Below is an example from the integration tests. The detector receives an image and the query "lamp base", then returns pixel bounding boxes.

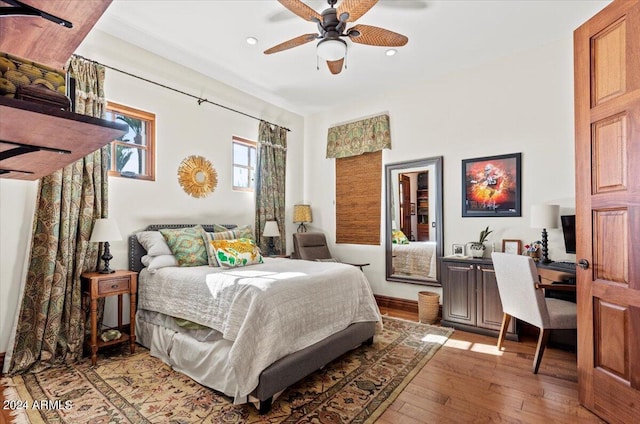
[297,223,307,233]
[540,228,551,264]
[99,242,115,274]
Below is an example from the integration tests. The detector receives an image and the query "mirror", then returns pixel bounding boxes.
[385,156,443,286]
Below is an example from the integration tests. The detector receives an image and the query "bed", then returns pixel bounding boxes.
[128,224,381,414]
[392,241,437,280]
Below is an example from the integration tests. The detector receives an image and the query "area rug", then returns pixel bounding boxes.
[2,317,453,423]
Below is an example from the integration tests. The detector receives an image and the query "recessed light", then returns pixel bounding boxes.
[385,49,397,57]
[246,37,258,45]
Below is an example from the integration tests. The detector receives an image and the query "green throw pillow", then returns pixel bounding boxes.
[159,225,208,267]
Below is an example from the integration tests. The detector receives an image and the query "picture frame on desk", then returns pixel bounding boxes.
[502,239,522,255]
[452,243,465,256]
[461,153,522,217]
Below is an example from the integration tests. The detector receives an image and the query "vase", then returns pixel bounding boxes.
[469,243,485,258]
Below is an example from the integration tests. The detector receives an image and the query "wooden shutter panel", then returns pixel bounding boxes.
[336,150,381,245]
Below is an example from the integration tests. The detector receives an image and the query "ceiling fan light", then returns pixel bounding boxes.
[246,37,258,45]
[317,39,347,61]
[386,49,397,56]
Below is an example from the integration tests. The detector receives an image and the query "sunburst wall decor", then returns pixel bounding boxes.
[177,155,217,198]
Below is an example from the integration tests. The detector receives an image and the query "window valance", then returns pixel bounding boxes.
[326,114,391,159]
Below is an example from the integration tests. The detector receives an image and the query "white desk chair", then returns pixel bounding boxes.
[491,252,577,373]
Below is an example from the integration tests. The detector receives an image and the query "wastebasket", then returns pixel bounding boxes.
[418,291,440,324]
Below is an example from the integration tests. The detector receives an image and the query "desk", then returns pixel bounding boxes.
[537,262,576,303]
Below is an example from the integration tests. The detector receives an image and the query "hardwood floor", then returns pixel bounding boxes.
[378,305,604,423]
[1,306,604,424]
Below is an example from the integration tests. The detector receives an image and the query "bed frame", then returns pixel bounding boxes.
[128,224,376,414]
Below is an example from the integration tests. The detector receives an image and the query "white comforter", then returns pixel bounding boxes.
[138,258,381,400]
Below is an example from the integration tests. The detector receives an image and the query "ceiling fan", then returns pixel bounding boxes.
[264,0,409,75]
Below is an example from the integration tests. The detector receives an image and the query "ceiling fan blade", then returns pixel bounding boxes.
[277,0,322,22]
[349,24,408,47]
[264,33,318,54]
[337,0,378,22]
[326,58,344,75]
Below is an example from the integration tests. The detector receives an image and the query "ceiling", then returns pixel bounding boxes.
[94,0,610,115]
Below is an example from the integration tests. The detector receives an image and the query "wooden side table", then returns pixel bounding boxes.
[81,270,138,366]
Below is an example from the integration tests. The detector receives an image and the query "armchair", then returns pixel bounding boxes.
[292,232,369,271]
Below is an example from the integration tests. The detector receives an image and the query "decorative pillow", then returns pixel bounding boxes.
[203,225,256,266]
[392,230,410,244]
[141,254,179,272]
[159,225,208,267]
[212,224,254,240]
[136,231,173,256]
[209,238,263,268]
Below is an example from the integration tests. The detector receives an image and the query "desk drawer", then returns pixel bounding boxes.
[98,277,130,295]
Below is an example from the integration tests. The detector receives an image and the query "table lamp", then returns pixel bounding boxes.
[530,204,559,264]
[90,218,122,273]
[263,221,280,256]
[293,204,312,232]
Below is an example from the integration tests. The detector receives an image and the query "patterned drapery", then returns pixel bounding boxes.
[255,121,287,256]
[6,56,108,374]
[326,114,391,159]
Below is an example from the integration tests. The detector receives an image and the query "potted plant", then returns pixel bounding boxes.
[469,226,492,258]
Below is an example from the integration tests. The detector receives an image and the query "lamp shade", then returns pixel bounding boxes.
[317,39,347,61]
[90,218,122,242]
[263,221,280,237]
[530,205,559,229]
[293,204,312,223]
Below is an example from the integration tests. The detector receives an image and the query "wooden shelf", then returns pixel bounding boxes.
[0,96,127,180]
[0,0,112,70]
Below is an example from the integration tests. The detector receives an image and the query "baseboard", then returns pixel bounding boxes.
[374,294,419,314]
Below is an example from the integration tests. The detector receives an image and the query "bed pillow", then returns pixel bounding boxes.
[392,230,410,244]
[136,231,173,256]
[209,238,263,268]
[203,225,256,266]
[159,225,208,267]
[212,224,255,240]
[141,254,179,272]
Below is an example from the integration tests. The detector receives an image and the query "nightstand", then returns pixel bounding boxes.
[81,270,138,366]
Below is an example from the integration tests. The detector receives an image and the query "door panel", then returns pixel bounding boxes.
[575,1,640,421]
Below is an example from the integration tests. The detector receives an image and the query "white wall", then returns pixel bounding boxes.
[0,30,304,353]
[303,37,577,301]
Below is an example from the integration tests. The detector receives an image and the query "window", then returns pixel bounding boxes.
[105,102,156,180]
[336,150,382,245]
[232,136,256,191]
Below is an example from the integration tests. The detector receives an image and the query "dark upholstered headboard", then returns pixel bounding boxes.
[128,224,237,272]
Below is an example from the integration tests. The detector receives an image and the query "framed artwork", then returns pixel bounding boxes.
[410,203,416,215]
[502,239,522,255]
[452,243,465,256]
[462,153,521,217]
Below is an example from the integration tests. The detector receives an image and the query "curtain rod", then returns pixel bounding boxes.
[72,55,291,132]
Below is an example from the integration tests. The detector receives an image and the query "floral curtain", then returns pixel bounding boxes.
[326,114,391,159]
[255,121,287,255]
[6,56,108,374]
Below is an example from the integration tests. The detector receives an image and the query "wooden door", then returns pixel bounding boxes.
[399,174,412,238]
[574,1,640,422]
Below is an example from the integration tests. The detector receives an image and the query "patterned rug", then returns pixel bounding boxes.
[2,317,453,423]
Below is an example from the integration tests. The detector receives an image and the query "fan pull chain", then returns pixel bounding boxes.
[344,50,348,70]
[316,55,320,71]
